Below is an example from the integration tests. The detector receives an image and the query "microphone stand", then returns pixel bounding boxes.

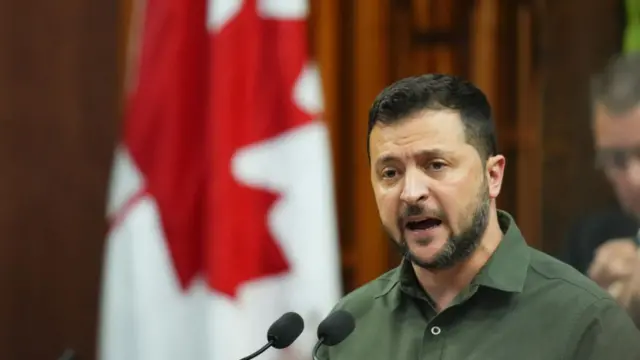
[311,337,325,360]
[239,340,274,360]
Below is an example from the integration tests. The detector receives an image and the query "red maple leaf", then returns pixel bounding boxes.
[204,3,313,297]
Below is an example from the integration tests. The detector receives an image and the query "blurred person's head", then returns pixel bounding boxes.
[367,74,506,271]
[591,53,640,219]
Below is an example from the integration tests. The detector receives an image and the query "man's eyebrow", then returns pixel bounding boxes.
[375,149,451,166]
[375,154,397,166]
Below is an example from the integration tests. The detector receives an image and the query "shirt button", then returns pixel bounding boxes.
[431,326,441,335]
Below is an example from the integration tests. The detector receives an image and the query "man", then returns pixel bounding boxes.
[562,53,640,325]
[317,74,640,360]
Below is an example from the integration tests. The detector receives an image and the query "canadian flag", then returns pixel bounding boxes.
[97,0,342,359]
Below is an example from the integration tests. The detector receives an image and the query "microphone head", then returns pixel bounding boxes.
[317,310,356,346]
[267,312,305,349]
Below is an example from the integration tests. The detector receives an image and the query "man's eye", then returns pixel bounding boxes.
[381,169,397,179]
[611,152,629,169]
[429,161,447,171]
[596,150,633,171]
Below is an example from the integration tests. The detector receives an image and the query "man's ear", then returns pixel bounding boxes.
[486,155,506,199]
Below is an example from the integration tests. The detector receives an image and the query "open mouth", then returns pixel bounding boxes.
[405,218,442,231]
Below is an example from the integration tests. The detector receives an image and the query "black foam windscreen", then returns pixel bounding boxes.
[316,310,355,346]
[267,312,305,349]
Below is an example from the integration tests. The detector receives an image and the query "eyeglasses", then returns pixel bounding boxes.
[595,146,640,171]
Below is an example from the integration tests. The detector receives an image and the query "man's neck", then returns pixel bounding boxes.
[412,211,504,311]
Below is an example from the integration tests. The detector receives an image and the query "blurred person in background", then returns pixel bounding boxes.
[562,52,640,325]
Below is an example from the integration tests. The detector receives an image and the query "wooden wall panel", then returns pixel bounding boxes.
[428,0,456,74]
[309,0,347,288]
[389,1,417,78]
[391,0,468,78]
[0,0,119,358]
[469,0,500,124]
[539,0,623,255]
[347,0,393,287]
[515,0,543,250]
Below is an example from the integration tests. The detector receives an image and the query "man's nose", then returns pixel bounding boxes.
[399,169,429,204]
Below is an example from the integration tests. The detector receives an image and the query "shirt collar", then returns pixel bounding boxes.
[471,210,530,292]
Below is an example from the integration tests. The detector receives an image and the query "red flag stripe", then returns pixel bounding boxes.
[123,0,209,289]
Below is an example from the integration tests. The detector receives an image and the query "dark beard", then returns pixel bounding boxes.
[388,182,491,271]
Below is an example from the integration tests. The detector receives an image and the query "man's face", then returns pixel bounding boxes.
[369,110,505,270]
[593,103,640,218]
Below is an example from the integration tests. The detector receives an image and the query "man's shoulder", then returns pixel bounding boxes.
[527,247,614,303]
[331,267,399,315]
[523,249,640,354]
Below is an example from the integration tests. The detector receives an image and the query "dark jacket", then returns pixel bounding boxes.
[560,206,638,274]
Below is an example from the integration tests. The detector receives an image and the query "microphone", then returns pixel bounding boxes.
[239,311,304,360]
[311,310,356,360]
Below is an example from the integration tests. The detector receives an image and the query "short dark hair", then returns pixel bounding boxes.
[367,74,497,161]
[591,52,640,115]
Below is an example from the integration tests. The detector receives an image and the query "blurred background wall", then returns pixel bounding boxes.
[0,0,119,358]
[0,0,626,358]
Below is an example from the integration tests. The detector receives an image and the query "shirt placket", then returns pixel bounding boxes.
[418,285,479,359]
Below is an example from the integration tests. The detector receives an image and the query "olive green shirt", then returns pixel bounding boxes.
[318,211,640,360]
